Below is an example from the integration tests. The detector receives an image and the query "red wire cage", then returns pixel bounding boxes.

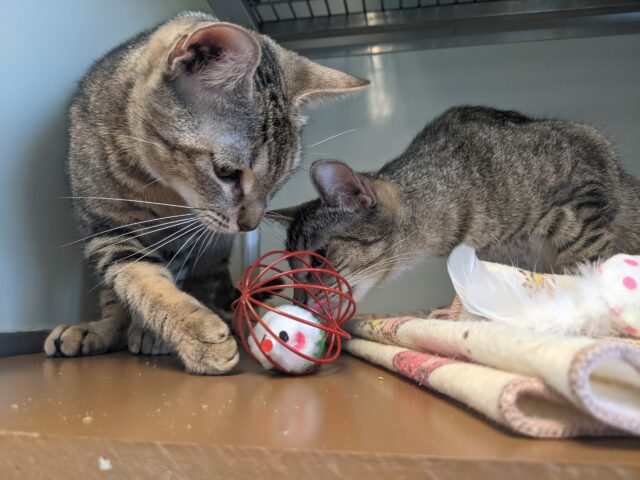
[232,250,356,373]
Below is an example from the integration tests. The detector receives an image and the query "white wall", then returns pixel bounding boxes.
[0,0,213,332]
[263,34,640,314]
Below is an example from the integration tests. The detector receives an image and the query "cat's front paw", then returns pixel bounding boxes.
[44,324,108,357]
[127,322,172,355]
[176,309,239,375]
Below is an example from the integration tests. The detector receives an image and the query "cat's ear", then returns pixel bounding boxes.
[167,23,260,93]
[311,160,376,211]
[285,55,369,109]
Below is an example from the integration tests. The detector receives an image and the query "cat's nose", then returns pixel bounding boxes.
[237,204,264,232]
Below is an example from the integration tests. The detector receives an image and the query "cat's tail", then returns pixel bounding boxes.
[446,244,613,336]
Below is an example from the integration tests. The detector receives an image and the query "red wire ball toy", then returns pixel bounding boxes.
[232,250,356,375]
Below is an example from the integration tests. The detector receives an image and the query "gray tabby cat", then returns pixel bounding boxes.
[43,12,367,374]
[276,106,640,301]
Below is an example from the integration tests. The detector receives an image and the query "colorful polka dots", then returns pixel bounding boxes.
[610,307,622,317]
[624,325,638,336]
[624,258,639,267]
[622,276,637,290]
[261,338,273,353]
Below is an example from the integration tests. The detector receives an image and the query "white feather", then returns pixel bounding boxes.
[447,245,614,336]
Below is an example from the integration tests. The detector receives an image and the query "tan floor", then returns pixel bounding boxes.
[0,352,638,479]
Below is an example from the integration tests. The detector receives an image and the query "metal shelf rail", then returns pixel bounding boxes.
[208,0,640,56]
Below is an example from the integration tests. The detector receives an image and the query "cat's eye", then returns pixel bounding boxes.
[278,331,289,343]
[213,163,241,182]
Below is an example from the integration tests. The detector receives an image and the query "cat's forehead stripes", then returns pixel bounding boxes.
[248,42,298,188]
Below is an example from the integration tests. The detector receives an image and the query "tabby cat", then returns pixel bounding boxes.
[43,12,368,374]
[276,106,640,301]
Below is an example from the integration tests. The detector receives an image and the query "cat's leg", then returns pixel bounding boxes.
[182,267,237,325]
[127,262,236,356]
[549,205,619,272]
[556,229,618,273]
[108,261,238,374]
[94,242,239,374]
[44,289,129,357]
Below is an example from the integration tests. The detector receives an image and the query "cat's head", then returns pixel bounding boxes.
[271,160,407,302]
[130,13,368,233]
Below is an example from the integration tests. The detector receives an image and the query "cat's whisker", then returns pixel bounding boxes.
[89,220,202,293]
[344,238,412,277]
[262,219,287,243]
[351,259,413,281]
[264,211,291,221]
[141,177,163,190]
[60,212,196,247]
[258,227,283,244]
[206,229,221,253]
[119,134,163,149]
[194,229,221,268]
[262,216,284,233]
[307,128,357,148]
[345,262,407,287]
[348,251,418,279]
[104,219,201,266]
[175,222,212,282]
[192,230,216,268]
[61,196,204,211]
[359,252,417,271]
[348,266,399,284]
[166,224,209,271]
[87,217,198,256]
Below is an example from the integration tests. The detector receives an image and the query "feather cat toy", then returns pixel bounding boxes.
[447,244,640,337]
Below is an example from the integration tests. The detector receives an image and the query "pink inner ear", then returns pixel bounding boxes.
[188,24,257,58]
[168,34,190,65]
[167,23,260,87]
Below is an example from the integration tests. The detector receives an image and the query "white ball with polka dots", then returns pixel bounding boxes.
[247,305,326,374]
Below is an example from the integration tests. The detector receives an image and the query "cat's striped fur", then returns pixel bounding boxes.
[44,12,367,374]
[277,106,640,302]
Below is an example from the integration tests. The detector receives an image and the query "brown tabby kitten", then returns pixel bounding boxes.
[276,106,640,302]
[43,12,368,374]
